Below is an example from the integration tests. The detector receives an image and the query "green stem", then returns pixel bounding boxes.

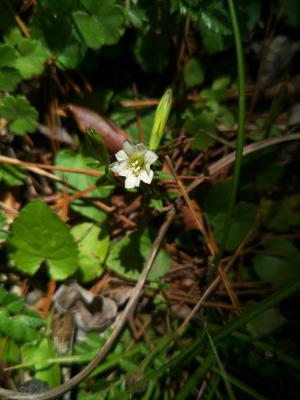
[175,353,215,400]
[206,374,221,400]
[203,359,268,400]
[213,0,246,270]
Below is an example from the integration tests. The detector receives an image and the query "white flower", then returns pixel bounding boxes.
[110,141,158,189]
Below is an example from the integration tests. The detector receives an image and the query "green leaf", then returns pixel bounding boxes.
[86,128,111,165]
[73,0,125,50]
[8,199,79,280]
[253,237,300,285]
[134,30,170,74]
[0,308,43,342]
[77,391,103,400]
[201,181,232,215]
[13,38,50,79]
[208,202,257,251]
[0,165,26,186]
[75,331,108,357]
[71,223,109,282]
[199,5,231,35]
[77,390,101,400]
[261,196,300,233]
[55,35,86,70]
[4,27,23,47]
[246,308,286,338]
[55,149,113,223]
[0,68,22,91]
[183,58,205,88]
[185,112,216,150]
[154,171,174,180]
[5,298,24,314]
[22,338,61,387]
[0,337,19,363]
[200,24,230,54]
[199,76,231,103]
[0,95,38,135]
[0,285,24,313]
[212,76,231,91]
[19,308,44,329]
[31,0,86,70]
[240,151,284,194]
[255,162,284,191]
[127,6,148,28]
[149,198,164,213]
[107,229,171,281]
[0,44,18,68]
[15,310,44,341]
[217,106,235,129]
[0,211,7,240]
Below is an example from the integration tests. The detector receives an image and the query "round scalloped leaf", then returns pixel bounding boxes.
[0,44,18,68]
[71,223,109,282]
[0,68,22,91]
[9,199,79,280]
[0,95,38,135]
[72,0,125,50]
[107,229,171,281]
[13,38,50,79]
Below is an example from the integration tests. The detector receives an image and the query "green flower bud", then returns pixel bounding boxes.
[149,88,172,151]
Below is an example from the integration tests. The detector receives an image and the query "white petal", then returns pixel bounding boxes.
[125,172,140,189]
[123,140,136,155]
[119,168,131,177]
[134,143,147,154]
[139,169,154,184]
[144,150,158,166]
[115,149,128,162]
[110,160,127,173]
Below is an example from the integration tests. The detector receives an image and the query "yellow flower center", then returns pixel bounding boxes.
[129,156,145,176]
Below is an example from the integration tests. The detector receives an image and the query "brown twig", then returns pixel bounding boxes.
[0,155,102,177]
[185,133,300,194]
[165,155,217,257]
[41,280,56,319]
[1,0,30,37]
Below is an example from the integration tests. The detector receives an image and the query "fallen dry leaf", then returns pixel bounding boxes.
[66,104,131,153]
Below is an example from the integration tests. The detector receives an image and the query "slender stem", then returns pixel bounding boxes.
[213,0,246,270]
